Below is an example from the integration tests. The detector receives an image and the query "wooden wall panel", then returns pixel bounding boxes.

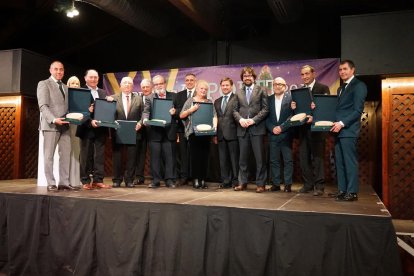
[382,77,414,219]
[0,103,17,180]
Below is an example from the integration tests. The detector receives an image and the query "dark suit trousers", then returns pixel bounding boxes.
[218,138,239,185]
[176,132,189,179]
[79,135,106,183]
[149,138,176,184]
[238,132,267,186]
[335,137,358,193]
[269,138,293,185]
[135,137,148,181]
[188,135,210,180]
[299,127,326,190]
[112,144,136,184]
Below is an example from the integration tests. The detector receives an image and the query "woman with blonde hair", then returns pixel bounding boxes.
[180,80,217,189]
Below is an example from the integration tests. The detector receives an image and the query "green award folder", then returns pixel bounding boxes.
[115,120,137,144]
[94,98,119,129]
[311,95,337,132]
[289,87,312,126]
[191,102,216,136]
[64,87,92,125]
[146,98,172,127]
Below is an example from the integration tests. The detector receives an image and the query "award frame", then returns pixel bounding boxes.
[94,98,119,129]
[311,95,337,132]
[146,98,173,127]
[64,87,92,125]
[191,102,216,136]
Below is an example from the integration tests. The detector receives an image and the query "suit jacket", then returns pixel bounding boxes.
[214,93,238,141]
[141,92,177,141]
[112,92,143,140]
[37,77,69,131]
[233,84,269,136]
[335,77,367,138]
[174,89,189,133]
[311,81,330,96]
[76,87,108,139]
[266,92,293,142]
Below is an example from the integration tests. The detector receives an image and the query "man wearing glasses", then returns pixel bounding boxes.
[233,67,269,193]
[141,75,178,188]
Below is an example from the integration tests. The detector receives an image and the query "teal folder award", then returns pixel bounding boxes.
[311,95,337,132]
[146,98,172,127]
[94,98,119,129]
[289,87,312,126]
[64,87,92,125]
[191,102,216,136]
[115,120,137,144]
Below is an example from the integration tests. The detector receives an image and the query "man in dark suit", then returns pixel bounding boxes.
[109,77,143,187]
[294,65,331,196]
[37,61,75,191]
[133,78,153,185]
[233,67,269,193]
[266,77,294,192]
[141,75,177,188]
[76,69,111,189]
[331,60,367,201]
[174,73,196,185]
[214,77,239,188]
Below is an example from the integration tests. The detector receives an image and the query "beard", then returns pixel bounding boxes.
[155,87,166,94]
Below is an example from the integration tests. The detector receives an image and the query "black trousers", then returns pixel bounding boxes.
[135,137,148,181]
[218,138,239,185]
[149,137,176,184]
[238,132,267,186]
[112,143,137,184]
[176,132,189,179]
[188,134,211,180]
[79,134,106,184]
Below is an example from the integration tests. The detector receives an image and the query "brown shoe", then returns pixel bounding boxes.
[82,184,94,190]
[234,184,247,191]
[93,182,112,189]
[256,186,265,193]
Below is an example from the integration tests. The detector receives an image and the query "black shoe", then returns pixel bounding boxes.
[166,180,176,188]
[337,193,358,202]
[284,185,292,193]
[298,186,313,193]
[334,191,347,200]
[193,179,200,189]
[126,182,134,188]
[267,185,281,192]
[201,180,207,189]
[313,189,324,196]
[47,185,58,192]
[112,182,121,188]
[219,182,232,189]
[329,191,345,198]
[133,178,145,185]
[148,182,160,188]
[58,184,80,191]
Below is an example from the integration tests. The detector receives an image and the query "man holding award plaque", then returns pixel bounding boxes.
[142,75,178,188]
[293,65,330,196]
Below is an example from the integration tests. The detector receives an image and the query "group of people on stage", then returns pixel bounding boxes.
[37,59,367,202]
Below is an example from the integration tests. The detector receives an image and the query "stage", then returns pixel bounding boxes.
[0,179,402,276]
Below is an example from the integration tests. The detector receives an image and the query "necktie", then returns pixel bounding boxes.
[339,83,347,96]
[126,95,131,117]
[221,95,228,113]
[246,87,252,104]
[187,90,192,98]
[57,81,65,99]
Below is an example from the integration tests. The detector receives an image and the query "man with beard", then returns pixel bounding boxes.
[233,67,269,193]
[141,75,178,188]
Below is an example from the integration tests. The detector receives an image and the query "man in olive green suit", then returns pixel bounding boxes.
[331,60,367,201]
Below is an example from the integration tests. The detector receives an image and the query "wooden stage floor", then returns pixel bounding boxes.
[0,178,391,218]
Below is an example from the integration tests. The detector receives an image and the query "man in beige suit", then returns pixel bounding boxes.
[37,61,76,191]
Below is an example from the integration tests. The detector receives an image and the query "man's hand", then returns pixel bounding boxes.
[89,103,94,113]
[136,122,142,131]
[310,101,316,110]
[55,118,69,125]
[246,119,255,126]
[239,118,249,128]
[306,115,313,124]
[169,107,176,115]
[272,126,282,135]
[91,119,99,128]
[291,101,296,110]
[106,96,114,102]
[331,122,343,133]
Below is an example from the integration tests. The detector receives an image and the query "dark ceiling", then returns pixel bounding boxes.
[1,0,413,73]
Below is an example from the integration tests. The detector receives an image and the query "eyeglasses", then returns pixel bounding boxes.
[153,82,165,86]
[243,74,253,78]
[273,83,286,86]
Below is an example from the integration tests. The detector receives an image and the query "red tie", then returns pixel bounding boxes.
[126,95,131,117]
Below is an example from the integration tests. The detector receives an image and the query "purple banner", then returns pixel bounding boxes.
[103,58,340,100]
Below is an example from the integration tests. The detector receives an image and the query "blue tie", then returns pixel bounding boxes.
[246,87,252,104]
[221,95,228,113]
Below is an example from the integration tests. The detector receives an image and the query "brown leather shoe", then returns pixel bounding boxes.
[256,186,265,193]
[93,182,112,189]
[83,184,94,190]
[234,184,247,191]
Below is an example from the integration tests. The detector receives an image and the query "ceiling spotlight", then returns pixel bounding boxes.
[66,1,79,18]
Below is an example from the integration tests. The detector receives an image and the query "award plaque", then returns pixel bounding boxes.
[311,95,337,131]
[146,98,172,127]
[191,102,216,136]
[94,98,119,129]
[64,87,92,125]
[115,120,137,144]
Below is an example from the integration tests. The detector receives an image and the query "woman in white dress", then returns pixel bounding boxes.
[67,76,81,187]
